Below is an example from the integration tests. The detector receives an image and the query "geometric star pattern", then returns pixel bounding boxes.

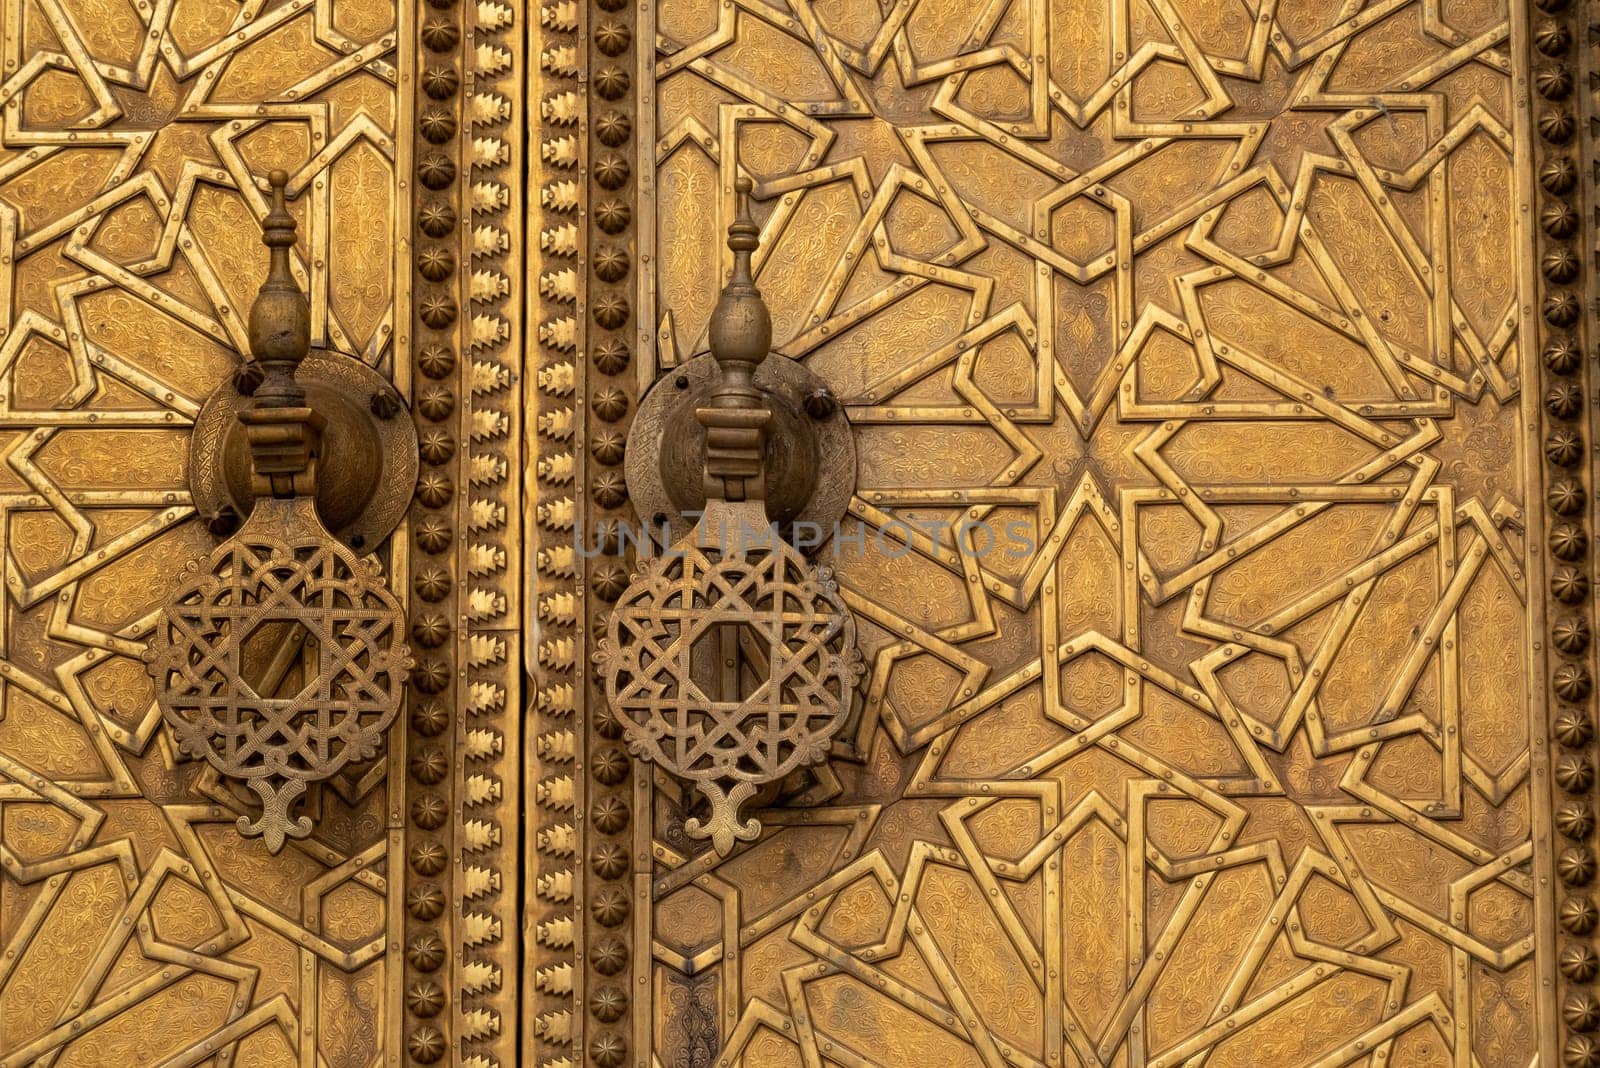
[147,496,409,853]
[0,0,399,1061]
[651,0,1542,1063]
[601,500,861,855]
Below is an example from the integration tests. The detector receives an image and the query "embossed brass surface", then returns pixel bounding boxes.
[553,0,1585,1064]
[3,0,1598,1064]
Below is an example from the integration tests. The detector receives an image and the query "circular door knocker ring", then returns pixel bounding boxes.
[598,501,863,854]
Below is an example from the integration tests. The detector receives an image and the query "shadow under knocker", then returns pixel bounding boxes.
[144,171,415,852]
[595,178,863,856]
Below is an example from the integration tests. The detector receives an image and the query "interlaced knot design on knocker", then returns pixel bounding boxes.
[602,510,859,854]
[144,171,411,853]
[597,178,862,856]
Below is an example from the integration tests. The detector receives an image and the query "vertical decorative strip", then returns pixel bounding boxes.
[387,2,418,1059]
[407,0,468,1063]
[1529,0,1600,1063]
[528,0,586,1061]
[458,2,525,1066]
[630,0,656,1055]
[585,0,644,1062]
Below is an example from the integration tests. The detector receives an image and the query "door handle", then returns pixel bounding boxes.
[596,180,862,855]
[144,172,414,852]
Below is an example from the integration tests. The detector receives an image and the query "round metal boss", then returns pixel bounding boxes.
[188,350,418,551]
[625,352,855,548]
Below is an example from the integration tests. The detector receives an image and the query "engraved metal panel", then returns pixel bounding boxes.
[0,1,408,1062]
[631,1,1565,1063]
[0,0,1585,1062]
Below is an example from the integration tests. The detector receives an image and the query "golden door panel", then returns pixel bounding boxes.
[0,1,419,1063]
[528,0,1588,1063]
[0,0,1594,1064]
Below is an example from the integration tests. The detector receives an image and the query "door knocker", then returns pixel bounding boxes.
[144,172,414,852]
[596,179,862,855]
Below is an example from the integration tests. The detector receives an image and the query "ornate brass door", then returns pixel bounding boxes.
[0,1,523,1064]
[1,0,1596,1065]
[531,0,1600,1064]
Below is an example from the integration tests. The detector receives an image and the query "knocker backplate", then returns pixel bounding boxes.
[625,352,856,547]
[189,350,418,550]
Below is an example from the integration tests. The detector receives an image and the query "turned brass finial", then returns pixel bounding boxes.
[699,177,773,501]
[707,178,771,390]
[240,170,319,496]
[247,170,310,409]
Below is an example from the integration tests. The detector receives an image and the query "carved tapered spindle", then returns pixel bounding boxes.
[239,170,320,496]
[247,170,310,409]
[698,177,772,501]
